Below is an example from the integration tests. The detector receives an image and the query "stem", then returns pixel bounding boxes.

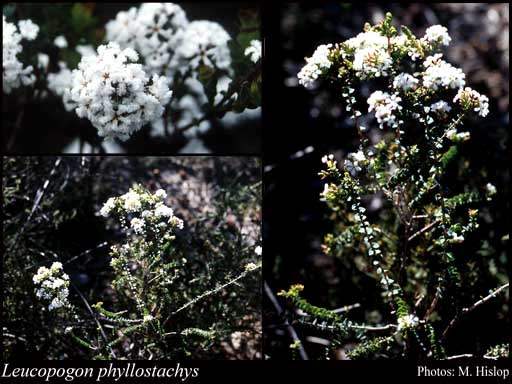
[442,283,509,340]
[264,281,309,360]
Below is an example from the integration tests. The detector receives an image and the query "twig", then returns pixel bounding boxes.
[408,219,440,242]
[170,267,259,317]
[264,281,309,360]
[176,62,261,135]
[442,282,509,339]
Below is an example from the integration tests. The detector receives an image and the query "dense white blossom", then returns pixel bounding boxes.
[18,19,39,40]
[367,91,402,128]
[393,73,419,91]
[105,7,140,49]
[297,44,332,88]
[130,218,144,234]
[430,100,452,114]
[174,20,232,73]
[453,87,489,117]
[122,190,142,212]
[33,262,71,311]
[344,31,388,50]
[100,186,184,233]
[100,197,116,217]
[134,3,189,74]
[422,25,451,47]
[423,54,465,90]
[69,42,172,141]
[245,39,262,63]
[353,46,392,79]
[3,16,39,93]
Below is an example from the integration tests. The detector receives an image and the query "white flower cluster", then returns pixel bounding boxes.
[3,16,39,93]
[47,62,76,111]
[297,44,332,88]
[430,100,452,115]
[453,87,489,117]
[353,46,392,79]
[392,73,419,91]
[367,90,402,128]
[397,314,420,332]
[423,54,466,90]
[174,20,232,73]
[301,17,490,138]
[106,4,232,78]
[421,25,451,48]
[100,186,184,233]
[344,30,388,51]
[245,39,262,63]
[69,42,172,141]
[344,150,366,175]
[33,262,70,311]
[106,3,189,77]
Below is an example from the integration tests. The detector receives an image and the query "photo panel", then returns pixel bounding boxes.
[2,3,261,154]
[3,156,262,359]
[263,3,509,361]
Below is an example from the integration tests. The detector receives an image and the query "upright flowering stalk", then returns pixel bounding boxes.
[279,13,504,360]
[99,185,184,317]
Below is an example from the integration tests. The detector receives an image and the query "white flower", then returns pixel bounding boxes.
[99,197,116,217]
[174,20,231,73]
[76,44,96,58]
[105,7,140,49]
[397,314,419,332]
[321,154,335,164]
[33,263,70,311]
[47,62,76,111]
[344,31,388,51]
[423,54,465,90]
[422,25,451,47]
[18,19,39,40]
[122,190,142,212]
[392,73,419,91]
[297,44,332,89]
[154,202,174,218]
[134,3,189,75]
[3,16,37,93]
[430,100,452,114]
[54,35,68,48]
[130,218,144,234]
[245,262,258,272]
[37,53,49,70]
[255,245,262,256]
[154,189,167,200]
[69,42,173,141]
[245,39,262,63]
[367,91,402,128]
[353,46,392,79]
[485,183,497,195]
[352,150,366,162]
[453,87,489,117]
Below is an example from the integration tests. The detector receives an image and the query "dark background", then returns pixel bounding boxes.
[262,3,509,360]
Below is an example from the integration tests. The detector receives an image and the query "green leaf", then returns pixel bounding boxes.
[71,334,96,350]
